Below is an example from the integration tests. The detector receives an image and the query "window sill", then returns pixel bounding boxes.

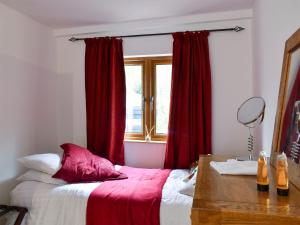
[124,140,166,144]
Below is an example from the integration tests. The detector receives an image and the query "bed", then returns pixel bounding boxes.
[7,166,193,225]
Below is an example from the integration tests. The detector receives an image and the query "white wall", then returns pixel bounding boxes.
[55,10,254,168]
[253,0,300,155]
[0,3,58,203]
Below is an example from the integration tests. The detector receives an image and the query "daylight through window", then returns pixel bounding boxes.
[124,56,172,141]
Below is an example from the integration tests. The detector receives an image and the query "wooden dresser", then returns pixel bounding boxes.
[191,155,300,225]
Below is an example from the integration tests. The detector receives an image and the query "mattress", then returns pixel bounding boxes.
[8,169,193,225]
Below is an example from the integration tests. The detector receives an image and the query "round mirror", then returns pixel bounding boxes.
[237,97,265,128]
[236,97,266,161]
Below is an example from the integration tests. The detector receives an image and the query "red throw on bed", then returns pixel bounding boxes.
[86,166,171,225]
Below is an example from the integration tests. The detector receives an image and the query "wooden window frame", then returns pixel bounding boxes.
[150,57,172,141]
[124,56,172,142]
[124,59,146,141]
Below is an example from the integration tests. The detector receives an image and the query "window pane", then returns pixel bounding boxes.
[125,65,143,134]
[155,64,172,134]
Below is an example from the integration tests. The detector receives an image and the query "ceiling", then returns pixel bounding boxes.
[0,0,255,29]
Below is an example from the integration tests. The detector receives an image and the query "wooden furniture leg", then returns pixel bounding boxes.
[0,205,28,225]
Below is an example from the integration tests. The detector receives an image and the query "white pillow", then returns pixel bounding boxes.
[18,153,61,175]
[179,172,197,197]
[17,170,66,185]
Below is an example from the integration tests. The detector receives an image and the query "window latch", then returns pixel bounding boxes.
[142,96,146,111]
[150,96,154,111]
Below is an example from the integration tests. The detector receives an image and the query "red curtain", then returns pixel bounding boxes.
[164,31,212,169]
[84,38,126,165]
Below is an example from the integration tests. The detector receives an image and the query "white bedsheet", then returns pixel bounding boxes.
[8,169,192,225]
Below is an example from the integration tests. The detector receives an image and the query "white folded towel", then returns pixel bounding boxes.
[210,159,257,175]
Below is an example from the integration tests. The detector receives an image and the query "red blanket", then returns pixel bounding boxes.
[86,166,171,225]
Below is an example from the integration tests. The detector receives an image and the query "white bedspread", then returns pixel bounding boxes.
[8,169,192,225]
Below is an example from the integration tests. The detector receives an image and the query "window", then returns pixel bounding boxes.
[125,56,172,141]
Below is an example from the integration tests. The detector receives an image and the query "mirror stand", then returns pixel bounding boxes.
[237,127,255,161]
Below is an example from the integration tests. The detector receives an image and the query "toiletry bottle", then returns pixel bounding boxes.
[257,151,269,191]
[276,153,289,196]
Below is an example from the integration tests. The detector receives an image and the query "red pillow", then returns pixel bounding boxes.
[53,143,127,183]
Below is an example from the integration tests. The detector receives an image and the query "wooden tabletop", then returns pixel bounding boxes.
[191,155,300,225]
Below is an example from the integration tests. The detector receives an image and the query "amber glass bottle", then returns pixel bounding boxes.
[276,153,289,196]
[257,151,269,191]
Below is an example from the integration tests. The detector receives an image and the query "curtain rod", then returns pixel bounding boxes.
[69,26,244,42]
